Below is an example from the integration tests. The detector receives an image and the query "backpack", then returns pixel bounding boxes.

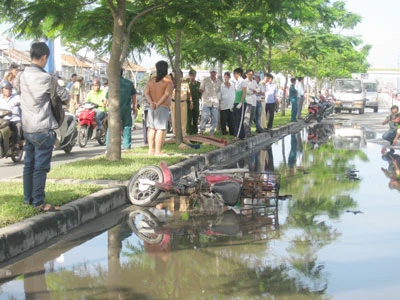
[50,76,65,126]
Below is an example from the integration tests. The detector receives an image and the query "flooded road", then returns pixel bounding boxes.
[1,118,400,299]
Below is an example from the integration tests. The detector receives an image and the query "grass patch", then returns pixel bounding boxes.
[49,143,218,181]
[0,182,101,227]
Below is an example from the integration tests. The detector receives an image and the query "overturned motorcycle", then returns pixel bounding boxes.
[127,162,289,209]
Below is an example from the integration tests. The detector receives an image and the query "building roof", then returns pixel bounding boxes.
[61,54,91,68]
[0,48,31,65]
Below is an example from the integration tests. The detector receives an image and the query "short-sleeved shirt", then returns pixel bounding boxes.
[219,82,235,110]
[200,76,222,107]
[265,82,277,104]
[244,78,258,105]
[172,80,189,101]
[233,77,247,104]
[120,77,136,110]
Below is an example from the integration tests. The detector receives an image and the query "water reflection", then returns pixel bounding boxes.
[4,128,400,299]
[382,151,400,190]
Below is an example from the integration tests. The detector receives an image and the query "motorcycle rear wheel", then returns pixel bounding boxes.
[127,165,164,206]
[11,147,23,163]
[63,144,73,153]
[97,134,106,146]
[304,113,313,123]
[78,125,89,148]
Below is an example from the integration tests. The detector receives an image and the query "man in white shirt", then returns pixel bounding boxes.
[218,71,235,135]
[199,67,222,135]
[296,77,305,119]
[262,73,278,130]
[254,73,265,133]
[244,69,259,137]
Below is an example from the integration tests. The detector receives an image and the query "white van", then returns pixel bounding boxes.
[363,79,379,112]
[333,78,366,114]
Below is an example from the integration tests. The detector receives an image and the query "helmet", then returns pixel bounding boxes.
[92,78,100,86]
[1,81,12,89]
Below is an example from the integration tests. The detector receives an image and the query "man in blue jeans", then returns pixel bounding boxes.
[18,42,70,212]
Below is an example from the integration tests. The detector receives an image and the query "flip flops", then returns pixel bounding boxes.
[35,203,61,212]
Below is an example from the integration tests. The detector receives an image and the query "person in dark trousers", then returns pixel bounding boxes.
[262,73,278,130]
[120,69,137,149]
[289,78,298,122]
[232,67,247,140]
[218,71,235,135]
[187,69,201,135]
[18,42,70,212]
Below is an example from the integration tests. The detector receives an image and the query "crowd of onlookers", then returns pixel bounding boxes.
[140,60,311,155]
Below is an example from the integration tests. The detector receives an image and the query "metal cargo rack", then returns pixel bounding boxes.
[240,172,281,207]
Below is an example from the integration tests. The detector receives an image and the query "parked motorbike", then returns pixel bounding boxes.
[0,108,23,162]
[304,96,335,123]
[54,111,78,153]
[76,102,107,147]
[127,162,282,208]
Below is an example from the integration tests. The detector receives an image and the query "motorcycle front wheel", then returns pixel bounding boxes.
[97,133,106,146]
[127,166,164,206]
[127,209,164,244]
[78,125,89,148]
[304,113,313,123]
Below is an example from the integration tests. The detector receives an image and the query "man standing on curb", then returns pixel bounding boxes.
[187,69,201,135]
[262,73,278,130]
[19,42,70,212]
[199,67,222,135]
[119,69,137,150]
[296,77,305,120]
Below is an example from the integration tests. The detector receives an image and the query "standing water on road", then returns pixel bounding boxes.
[1,122,400,300]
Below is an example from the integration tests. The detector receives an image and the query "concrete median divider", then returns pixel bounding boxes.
[0,120,306,264]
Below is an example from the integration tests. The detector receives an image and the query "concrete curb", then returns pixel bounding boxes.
[0,186,127,263]
[0,121,306,264]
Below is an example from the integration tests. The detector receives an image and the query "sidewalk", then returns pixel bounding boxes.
[0,120,306,264]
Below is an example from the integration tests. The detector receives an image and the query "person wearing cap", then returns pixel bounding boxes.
[85,78,107,133]
[0,81,21,151]
[69,75,84,115]
[199,67,222,135]
[187,69,201,135]
[101,78,109,94]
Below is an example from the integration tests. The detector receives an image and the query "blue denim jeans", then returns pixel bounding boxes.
[95,110,105,129]
[200,106,218,135]
[23,130,56,206]
[383,130,397,145]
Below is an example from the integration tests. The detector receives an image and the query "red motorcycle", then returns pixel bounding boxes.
[76,102,107,147]
[127,162,282,207]
[304,96,335,123]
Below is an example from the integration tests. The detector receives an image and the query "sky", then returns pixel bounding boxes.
[1,0,399,70]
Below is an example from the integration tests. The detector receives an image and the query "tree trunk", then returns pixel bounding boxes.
[174,29,183,145]
[106,1,125,161]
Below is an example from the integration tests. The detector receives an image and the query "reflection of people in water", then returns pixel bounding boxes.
[24,266,51,300]
[381,151,400,190]
[288,134,297,175]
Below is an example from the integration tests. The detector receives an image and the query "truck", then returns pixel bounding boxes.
[363,78,379,112]
[333,78,366,114]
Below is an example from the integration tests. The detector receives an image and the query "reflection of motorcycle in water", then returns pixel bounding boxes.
[307,123,335,148]
[127,205,280,247]
[127,162,284,208]
[304,96,335,123]
[0,108,23,162]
